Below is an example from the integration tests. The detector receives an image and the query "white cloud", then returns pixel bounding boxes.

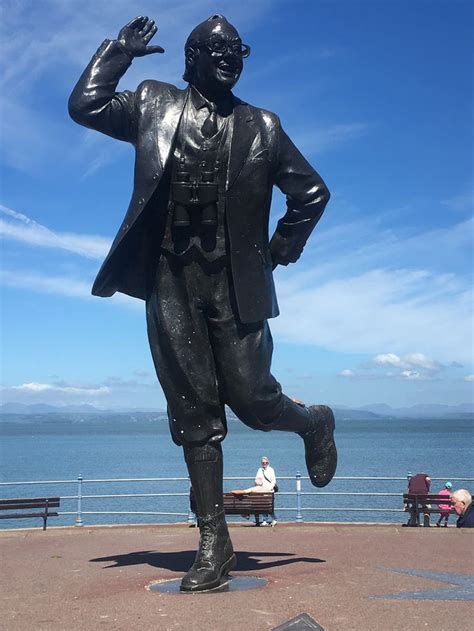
[0,205,111,259]
[7,382,110,395]
[0,268,141,310]
[0,268,93,298]
[372,353,404,368]
[339,353,448,382]
[270,213,473,366]
[400,370,421,380]
[1,381,114,407]
[373,353,442,373]
[464,375,474,382]
[339,369,354,377]
[273,266,472,364]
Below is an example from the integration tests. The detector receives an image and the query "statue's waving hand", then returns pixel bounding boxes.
[118,16,164,57]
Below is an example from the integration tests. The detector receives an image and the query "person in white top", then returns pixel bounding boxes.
[252,456,277,526]
[230,456,278,526]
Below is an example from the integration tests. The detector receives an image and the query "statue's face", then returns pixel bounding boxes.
[191,21,245,92]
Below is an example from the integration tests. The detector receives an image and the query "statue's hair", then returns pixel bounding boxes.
[452,489,472,507]
[183,14,234,82]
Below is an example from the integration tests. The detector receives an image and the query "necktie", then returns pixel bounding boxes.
[201,103,218,138]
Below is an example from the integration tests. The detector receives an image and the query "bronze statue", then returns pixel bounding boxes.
[69,14,336,592]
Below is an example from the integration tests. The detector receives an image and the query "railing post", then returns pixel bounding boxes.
[75,474,83,527]
[296,471,303,522]
[187,477,196,526]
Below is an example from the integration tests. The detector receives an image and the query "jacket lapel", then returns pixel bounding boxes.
[155,88,189,170]
[227,100,258,190]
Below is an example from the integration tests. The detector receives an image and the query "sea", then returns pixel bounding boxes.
[1,412,472,528]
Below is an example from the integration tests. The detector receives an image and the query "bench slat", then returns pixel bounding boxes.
[223,493,274,515]
[0,498,60,511]
[0,512,59,520]
[190,491,274,516]
[403,494,452,502]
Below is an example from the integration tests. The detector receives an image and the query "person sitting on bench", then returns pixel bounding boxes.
[231,456,277,526]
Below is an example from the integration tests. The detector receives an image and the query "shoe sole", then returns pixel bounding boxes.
[308,405,337,488]
[179,554,237,592]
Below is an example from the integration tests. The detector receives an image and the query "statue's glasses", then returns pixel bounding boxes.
[198,34,251,58]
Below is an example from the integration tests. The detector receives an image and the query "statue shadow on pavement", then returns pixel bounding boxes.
[90,550,326,573]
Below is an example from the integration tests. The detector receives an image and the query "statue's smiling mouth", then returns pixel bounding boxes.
[217,61,239,77]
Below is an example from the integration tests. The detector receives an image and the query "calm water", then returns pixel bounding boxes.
[1,413,472,528]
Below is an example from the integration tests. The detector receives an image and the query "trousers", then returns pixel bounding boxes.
[146,250,305,446]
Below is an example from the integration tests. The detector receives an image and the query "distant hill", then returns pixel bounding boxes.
[1,401,472,420]
[358,402,474,418]
[0,402,163,415]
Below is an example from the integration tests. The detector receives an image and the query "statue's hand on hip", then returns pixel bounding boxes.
[117,16,164,57]
[270,232,302,267]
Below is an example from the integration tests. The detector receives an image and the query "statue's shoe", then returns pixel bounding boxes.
[180,515,236,592]
[299,405,337,488]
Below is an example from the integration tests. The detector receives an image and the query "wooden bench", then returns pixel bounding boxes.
[190,491,274,521]
[223,492,274,519]
[0,497,60,530]
[403,493,454,527]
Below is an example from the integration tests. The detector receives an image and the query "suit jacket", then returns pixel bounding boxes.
[69,39,330,323]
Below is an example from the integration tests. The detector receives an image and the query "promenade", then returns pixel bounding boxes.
[1,523,472,630]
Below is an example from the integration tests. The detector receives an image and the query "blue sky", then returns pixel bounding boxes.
[1,0,472,410]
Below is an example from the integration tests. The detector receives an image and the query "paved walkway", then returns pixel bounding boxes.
[1,523,472,630]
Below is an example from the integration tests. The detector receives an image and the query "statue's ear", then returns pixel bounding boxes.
[183,44,201,82]
[186,46,199,67]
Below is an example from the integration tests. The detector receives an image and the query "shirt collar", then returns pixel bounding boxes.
[190,86,212,111]
[189,85,234,114]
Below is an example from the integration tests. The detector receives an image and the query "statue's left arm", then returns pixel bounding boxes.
[270,122,330,267]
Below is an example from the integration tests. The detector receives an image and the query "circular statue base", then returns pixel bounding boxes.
[147,575,268,594]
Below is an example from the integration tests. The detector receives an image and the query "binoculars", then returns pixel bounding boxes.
[171,166,218,228]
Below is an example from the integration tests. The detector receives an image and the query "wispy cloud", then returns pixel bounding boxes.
[339,352,457,381]
[371,353,443,373]
[299,212,473,281]
[0,205,111,259]
[0,268,94,299]
[441,192,474,213]
[6,382,110,395]
[1,206,472,363]
[294,122,371,155]
[464,375,474,382]
[0,268,140,309]
[273,265,472,364]
[1,381,112,406]
[339,369,355,377]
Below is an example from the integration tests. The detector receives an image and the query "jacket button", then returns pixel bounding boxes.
[138,198,144,205]
[152,174,159,181]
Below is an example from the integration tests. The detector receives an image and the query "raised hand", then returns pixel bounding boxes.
[117,16,164,57]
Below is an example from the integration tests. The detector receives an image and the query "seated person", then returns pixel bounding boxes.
[436,481,452,527]
[231,456,277,526]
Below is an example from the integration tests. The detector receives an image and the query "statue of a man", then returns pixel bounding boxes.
[69,14,336,592]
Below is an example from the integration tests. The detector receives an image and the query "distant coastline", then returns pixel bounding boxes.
[1,402,473,422]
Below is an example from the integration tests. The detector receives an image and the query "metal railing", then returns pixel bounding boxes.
[0,473,472,527]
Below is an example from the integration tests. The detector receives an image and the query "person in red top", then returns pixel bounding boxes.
[406,473,431,526]
[436,481,452,527]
